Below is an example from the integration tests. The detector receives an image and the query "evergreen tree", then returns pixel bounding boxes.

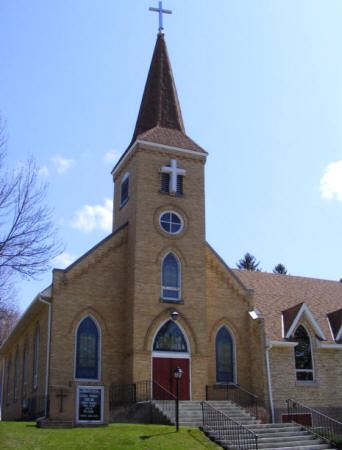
[273,263,287,274]
[237,253,261,271]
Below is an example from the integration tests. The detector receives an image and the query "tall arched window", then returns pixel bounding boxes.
[162,252,181,300]
[6,357,11,404]
[215,326,235,384]
[153,320,188,352]
[120,172,130,206]
[33,328,39,390]
[75,316,100,380]
[22,344,28,399]
[14,349,19,401]
[294,325,314,381]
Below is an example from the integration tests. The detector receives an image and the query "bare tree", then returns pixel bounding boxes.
[0,116,62,344]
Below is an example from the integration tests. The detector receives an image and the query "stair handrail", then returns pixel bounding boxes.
[286,398,342,446]
[201,401,259,450]
[206,383,259,419]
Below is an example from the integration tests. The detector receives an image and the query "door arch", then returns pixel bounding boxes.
[152,320,191,400]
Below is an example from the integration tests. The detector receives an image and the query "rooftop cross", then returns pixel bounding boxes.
[149,1,172,33]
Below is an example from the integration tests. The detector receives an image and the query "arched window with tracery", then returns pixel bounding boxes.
[75,316,100,380]
[162,252,181,301]
[294,325,314,381]
[153,320,188,352]
[215,326,235,384]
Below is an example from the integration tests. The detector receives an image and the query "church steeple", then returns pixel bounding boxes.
[126,33,206,154]
[131,33,185,140]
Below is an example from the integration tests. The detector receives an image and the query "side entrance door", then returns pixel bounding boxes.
[152,357,190,400]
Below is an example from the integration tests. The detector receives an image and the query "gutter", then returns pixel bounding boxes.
[265,339,275,423]
[37,297,52,420]
[0,357,5,421]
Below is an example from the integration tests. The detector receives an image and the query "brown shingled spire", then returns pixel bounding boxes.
[131,33,185,141]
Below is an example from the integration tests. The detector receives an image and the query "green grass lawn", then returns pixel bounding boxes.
[0,422,219,449]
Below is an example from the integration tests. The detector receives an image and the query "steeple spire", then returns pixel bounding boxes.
[131,33,185,142]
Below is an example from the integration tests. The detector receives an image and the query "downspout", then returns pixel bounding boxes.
[0,357,5,421]
[265,338,275,423]
[38,297,52,420]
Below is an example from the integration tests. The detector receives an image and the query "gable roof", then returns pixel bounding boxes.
[232,269,342,343]
[282,302,326,340]
[327,308,342,341]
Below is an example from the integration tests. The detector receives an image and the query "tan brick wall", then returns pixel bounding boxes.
[205,246,268,403]
[270,318,342,421]
[48,227,128,424]
[1,306,49,420]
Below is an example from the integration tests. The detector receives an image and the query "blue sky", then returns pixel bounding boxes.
[1,0,342,312]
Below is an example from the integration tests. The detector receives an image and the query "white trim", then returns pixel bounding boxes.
[152,351,189,359]
[335,325,342,342]
[316,339,342,350]
[159,211,184,235]
[38,297,52,419]
[294,324,315,382]
[265,345,275,423]
[285,303,326,340]
[76,385,104,424]
[151,319,191,400]
[269,340,298,348]
[161,252,181,301]
[74,315,102,382]
[112,140,206,177]
[214,325,237,384]
[0,357,5,420]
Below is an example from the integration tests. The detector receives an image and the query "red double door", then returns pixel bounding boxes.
[153,357,190,400]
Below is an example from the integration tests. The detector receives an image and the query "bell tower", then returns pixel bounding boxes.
[111,32,208,399]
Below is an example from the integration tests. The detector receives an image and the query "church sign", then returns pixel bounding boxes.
[77,386,103,423]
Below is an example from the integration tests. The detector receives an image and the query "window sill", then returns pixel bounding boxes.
[159,191,186,198]
[119,197,129,209]
[159,297,184,305]
[295,380,318,387]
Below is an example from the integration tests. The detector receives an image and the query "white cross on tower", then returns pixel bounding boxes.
[149,1,172,33]
[159,159,186,194]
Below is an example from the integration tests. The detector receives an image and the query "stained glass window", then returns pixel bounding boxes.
[76,317,99,379]
[153,320,187,352]
[216,326,234,383]
[294,325,314,381]
[162,253,180,300]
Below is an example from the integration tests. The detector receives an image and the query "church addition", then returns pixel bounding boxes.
[1,26,342,427]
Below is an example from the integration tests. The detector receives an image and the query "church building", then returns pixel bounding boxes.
[1,27,342,427]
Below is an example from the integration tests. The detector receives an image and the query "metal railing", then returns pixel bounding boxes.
[201,401,259,450]
[109,380,177,426]
[206,383,259,419]
[152,380,177,425]
[286,399,342,447]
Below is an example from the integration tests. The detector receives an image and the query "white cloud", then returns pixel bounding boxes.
[37,165,49,177]
[53,252,75,269]
[320,160,342,202]
[103,149,120,164]
[51,155,74,173]
[71,198,113,233]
